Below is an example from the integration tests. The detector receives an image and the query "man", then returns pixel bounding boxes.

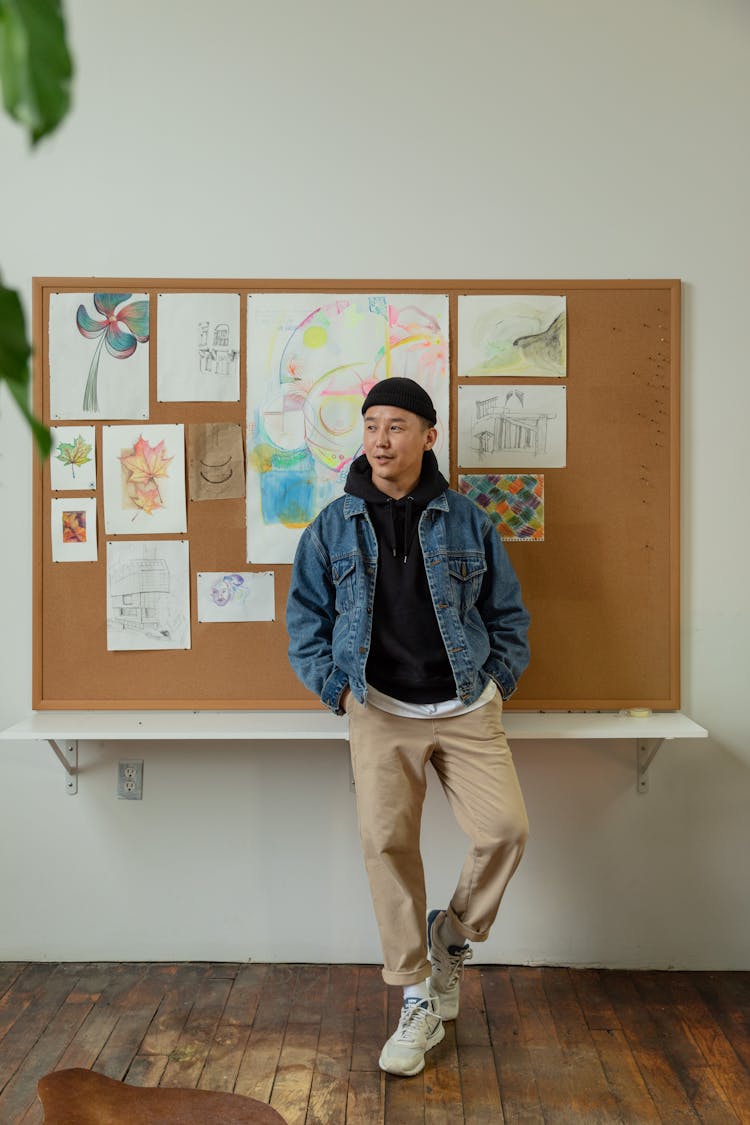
[287,377,530,1077]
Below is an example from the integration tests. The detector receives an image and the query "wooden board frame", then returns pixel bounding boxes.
[32,278,680,711]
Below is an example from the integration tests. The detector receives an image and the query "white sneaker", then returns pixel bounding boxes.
[378,994,444,1076]
[427,908,473,1020]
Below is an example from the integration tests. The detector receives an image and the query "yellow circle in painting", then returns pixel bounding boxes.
[303,325,328,349]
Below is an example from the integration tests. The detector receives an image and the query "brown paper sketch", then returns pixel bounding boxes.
[189,422,245,500]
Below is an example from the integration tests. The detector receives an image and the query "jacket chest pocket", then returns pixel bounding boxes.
[447,554,486,612]
[331,557,357,613]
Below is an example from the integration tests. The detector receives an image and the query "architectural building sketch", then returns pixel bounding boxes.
[50,426,96,491]
[157,292,240,402]
[246,292,449,563]
[188,422,245,501]
[51,496,98,562]
[459,474,544,541]
[49,291,150,420]
[458,295,566,378]
[196,571,275,622]
[106,539,190,651]
[458,385,566,468]
[102,424,186,535]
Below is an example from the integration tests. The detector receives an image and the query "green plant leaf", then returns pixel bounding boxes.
[0,0,73,145]
[0,279,51,457]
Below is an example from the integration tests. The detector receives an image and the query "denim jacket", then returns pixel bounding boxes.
[287,488,530,714]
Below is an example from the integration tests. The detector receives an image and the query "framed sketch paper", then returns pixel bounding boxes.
[106,539,191,651]
[457,384,567,468]
[102,424,187,535]
[157,292,240,402]
[50,426,97,491]
[49,291,150,420]
[458,295,566,378]
[246,291,450,563]
[196,571,275,622]
[51,497,98,562]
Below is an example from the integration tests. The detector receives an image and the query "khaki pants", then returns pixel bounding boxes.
[347,691,529,986]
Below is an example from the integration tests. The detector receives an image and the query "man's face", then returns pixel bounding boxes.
[362,406,437,498]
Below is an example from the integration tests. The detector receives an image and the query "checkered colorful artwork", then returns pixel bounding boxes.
[459,473,544,541]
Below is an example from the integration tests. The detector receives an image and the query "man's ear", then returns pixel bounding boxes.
[424,426,438,450]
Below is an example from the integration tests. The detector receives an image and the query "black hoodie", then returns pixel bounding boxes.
[344,450,457,704]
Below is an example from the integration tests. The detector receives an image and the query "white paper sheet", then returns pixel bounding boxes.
[49,292,150,420]
[102,424,187,535]
[106,539,191,651]
[246,292,450,563]
[157,292,240,402]
[50,426,97,491]
[457,385,567,468]
[196,571,275,622]
[51,497,98,562]
[458,295,566,378]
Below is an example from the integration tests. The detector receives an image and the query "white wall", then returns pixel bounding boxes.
[1,0,748,968]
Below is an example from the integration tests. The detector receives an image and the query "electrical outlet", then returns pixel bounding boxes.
[117,759,143,800]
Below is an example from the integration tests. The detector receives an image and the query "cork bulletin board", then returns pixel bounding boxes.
[32,278,680,711]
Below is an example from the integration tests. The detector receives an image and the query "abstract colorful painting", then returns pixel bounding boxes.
[246,293,449,563]
[50,496,98,561]
[458,295,566,377]
[196,571,275,622]
[106,539,191,651]
[50,426,96,490]
[49,292,150,420]
[157,292,240,402]
[102,424,186,535]
[457,384,566,468]
[459,474,544,541]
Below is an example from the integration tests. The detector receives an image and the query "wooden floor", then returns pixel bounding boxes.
[0,963,749,1124]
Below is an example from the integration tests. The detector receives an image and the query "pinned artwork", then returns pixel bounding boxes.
[106,539,191,651]
[246,292,449,563]
[457,384,567,468]
[459,474,544,541]
[50,426,96,491]
[459,295,566,378]
[157,292,240,402]
[188,422,245,501]
[102,424,187,535]
[51,496,99,561]
[197,571,275,622]
[49,292,150,419]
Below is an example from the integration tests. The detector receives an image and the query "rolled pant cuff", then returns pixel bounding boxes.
[381,963,432,987]
[447,905,488,944]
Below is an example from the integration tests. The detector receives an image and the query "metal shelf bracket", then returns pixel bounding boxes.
[637,738,664,794]
[49,740,78,795]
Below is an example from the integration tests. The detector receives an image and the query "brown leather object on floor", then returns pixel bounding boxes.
[37,1067,288,1124]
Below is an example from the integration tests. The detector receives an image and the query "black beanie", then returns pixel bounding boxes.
[361,377,437,425]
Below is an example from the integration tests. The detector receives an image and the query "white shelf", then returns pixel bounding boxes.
[0,710,708,797]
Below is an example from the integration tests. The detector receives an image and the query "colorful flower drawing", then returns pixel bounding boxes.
[62,510,87,543]
[119,435,173,520]
[76,292,150,413]
[459,474,544,541]
[55,433,92,478]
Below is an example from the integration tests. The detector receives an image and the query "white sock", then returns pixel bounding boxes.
[403,978,431,1003]
[439,915,467,950]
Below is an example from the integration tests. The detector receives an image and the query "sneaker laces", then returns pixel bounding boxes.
[434,944,473,990]
[396,999,442,1044]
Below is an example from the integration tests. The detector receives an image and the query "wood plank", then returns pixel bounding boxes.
[158,972,234,1089]
[542,968,621,1123]
[234,964,299,1103]
[591,1028,661,1125]
[306,965,357,1125]
[349,965,387,1075]
[0,964,84,1092]
[138,962,210,1057]
[268,965,327,1125]
[424,1020,463,1125]
[0,964,26,1001]
[511,967,583,1124]
[481,967,543,1125]
[602,971,700,1124]
[0,964,57,1048]
[454,968,504,1123]
[383,984,425,1124]
[57,963,151,1071]
[569,968,621,1032]
[694,971,750,1071]
[93,964,174,1081]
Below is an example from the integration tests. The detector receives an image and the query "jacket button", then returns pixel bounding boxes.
[359,647,367,653]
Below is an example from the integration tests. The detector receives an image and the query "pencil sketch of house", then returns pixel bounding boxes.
[108,548,172,638]
[472,392,556,458]
[198,321,238,377]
